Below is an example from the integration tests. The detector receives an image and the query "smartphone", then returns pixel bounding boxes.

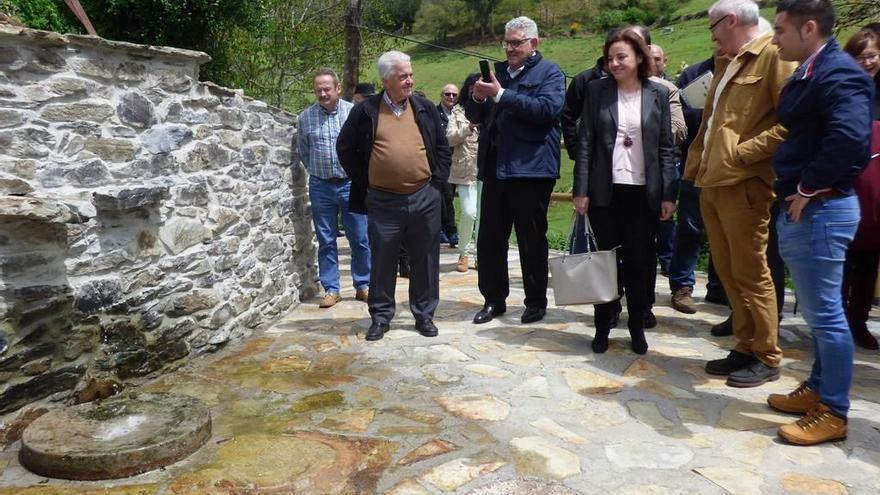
[479,60,491,82]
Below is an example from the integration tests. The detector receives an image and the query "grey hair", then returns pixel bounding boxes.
[708,0,759,26]
[505,16,539,38]
[377,51,411,81]
[757,16,772,33]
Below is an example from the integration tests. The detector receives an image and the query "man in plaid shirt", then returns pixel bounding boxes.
[297,68,370,308]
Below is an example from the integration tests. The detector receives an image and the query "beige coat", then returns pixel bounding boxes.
[445,105,479,185]
[684,33,797,188]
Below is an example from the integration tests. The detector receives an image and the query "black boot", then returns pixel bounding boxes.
[592,328,610,353]
[629,327,648,355]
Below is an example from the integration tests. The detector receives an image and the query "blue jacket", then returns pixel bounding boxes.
[774,38,875,198]
[464,52,565,180]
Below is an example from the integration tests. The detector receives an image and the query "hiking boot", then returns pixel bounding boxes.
[355,288,369,303]
[778,403,847,446]
[319,292,342,308]
[705,350,753,376]
[768,381,820,414]
[671,286,697,314]
[726,359,780,388]
[711,315,733,336]
[456,255,469,273]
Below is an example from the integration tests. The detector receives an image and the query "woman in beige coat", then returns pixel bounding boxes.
[446,74,481,272]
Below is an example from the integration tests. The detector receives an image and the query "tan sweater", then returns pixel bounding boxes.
[368,101,431,194]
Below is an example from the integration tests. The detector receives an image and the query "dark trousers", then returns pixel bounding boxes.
[657,219,675,268]
[590,185,658,332]
[842,249,879,332]
[366,184,441,324]
[478,174,555,309]
[768,201,785,316]
[440,182,457,236]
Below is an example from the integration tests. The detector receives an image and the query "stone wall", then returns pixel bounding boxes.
[0,26,317,415]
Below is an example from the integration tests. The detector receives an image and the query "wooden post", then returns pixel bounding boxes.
[63,0,97,35]
[343,0,362,101]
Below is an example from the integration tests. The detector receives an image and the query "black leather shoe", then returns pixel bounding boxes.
[726,359,780,388]
[415,319,438,337]
[473,303,506,324]
[365,322,389,341]
[711,315,733,336]
[705,350,753,376]
[705,289,729,306]
[644,309,657,329]
[521,307,546,324]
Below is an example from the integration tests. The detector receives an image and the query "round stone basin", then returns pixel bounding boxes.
[19,392,211,480]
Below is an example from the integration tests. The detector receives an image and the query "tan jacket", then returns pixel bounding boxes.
[684,33,797,188]
[651,76,687,146]
[445,105,479,184]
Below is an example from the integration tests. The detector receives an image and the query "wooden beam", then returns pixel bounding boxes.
[63,0,97,36]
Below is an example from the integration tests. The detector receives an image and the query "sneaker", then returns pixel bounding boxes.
[705,350,753,376]
[319,292,342,308]
[726,359,780,388]
[671,286,697,314]
[456,255,469,273]
[768,381,820,414]
[778,403,847,446]
[355,288,369,303]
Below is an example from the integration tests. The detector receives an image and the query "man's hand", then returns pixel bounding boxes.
[472,73,501,101]
[573,196,589,215]
[784,193,810,222]
[660,201,677,221]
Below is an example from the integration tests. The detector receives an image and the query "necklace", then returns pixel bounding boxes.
[618,89,640,148]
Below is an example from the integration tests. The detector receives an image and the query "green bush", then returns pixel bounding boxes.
[1,0,81,33]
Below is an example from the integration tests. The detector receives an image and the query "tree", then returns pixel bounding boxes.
[836,0,880,31]
[1,0,81,33]
[465,0,501,39]
[381,0,422,33]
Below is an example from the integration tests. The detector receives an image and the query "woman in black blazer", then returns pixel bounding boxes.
[572,27,677,354]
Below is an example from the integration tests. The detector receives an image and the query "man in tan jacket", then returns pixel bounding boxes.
[684,0,796,387]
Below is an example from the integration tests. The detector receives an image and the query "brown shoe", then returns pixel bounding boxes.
[768,381,820,414]
[670,286,697,314]
[355,288,369,303]
[319,292,342,308]
[778,403,847,446]
[456,255,469,272]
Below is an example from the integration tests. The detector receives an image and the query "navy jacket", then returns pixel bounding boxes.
[464,52,566,180]
[675,57,715,173]
[561,57,608,160]
[774,38,875,198]
[336,92,451,214]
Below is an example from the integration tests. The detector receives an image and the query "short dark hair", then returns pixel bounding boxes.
[354,82,375,96]
[776,0,835,37]
[603,27,655,82]
[313,68,340,85]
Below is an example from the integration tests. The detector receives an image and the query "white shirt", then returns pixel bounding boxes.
[612,88,646,185]
[493,54,533,102]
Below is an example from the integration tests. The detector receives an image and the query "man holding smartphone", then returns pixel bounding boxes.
[465,16,566,325]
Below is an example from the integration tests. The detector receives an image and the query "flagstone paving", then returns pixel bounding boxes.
[1,244,880,494]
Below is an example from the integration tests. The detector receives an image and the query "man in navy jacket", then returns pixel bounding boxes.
[465,16,566,325]
[767,0,874,446]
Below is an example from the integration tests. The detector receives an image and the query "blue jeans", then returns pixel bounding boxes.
[668,181,722,293]
[309,176,370,293]
[777,195,859,417]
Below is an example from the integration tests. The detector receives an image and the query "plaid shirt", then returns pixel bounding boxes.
[297,99,353,179]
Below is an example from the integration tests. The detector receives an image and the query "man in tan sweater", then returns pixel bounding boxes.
[337,51,452,342]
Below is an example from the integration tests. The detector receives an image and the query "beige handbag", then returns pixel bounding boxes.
[549,215,619,306]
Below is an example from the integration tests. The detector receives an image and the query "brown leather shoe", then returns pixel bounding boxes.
[670,286,697,314]
[319,292,342,308]
[778,403,847,446]
[355,288,369,303]
[768,381,820,414]
[456,255,469,273]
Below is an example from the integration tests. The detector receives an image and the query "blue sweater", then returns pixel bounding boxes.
[773,38,875,198]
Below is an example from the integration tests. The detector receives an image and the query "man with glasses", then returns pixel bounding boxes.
[684,0,796,387]
[438,84,460,248]
[465,16,565,325]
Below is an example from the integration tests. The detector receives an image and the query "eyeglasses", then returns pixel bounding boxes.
[857,52,880,63]
[501,38,532,49]
[443,92,458,97]
[709,14,729,32]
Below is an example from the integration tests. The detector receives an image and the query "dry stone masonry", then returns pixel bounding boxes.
[0,26,317,415]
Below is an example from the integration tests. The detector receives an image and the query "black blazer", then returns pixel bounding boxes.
[337,92,451,214]
[573,77,677,212]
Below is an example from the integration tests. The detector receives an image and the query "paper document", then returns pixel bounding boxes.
[680,71,713,109]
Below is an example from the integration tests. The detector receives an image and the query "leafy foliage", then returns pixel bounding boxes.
[1,0,81,33]
[836,0,880,31]
[413,0,467,42]
[381,0,422,33]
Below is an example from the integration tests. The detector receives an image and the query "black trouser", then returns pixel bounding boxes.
[590,185,658,332]
[842,249,879,332]
[440,182,457,237]
[477,173,554,309]
[768,201,785,316]
[366,183,441,324]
